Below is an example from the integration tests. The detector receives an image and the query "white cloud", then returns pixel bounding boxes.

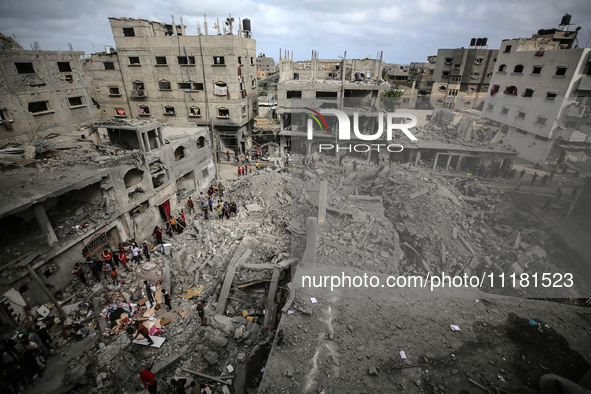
[0,0,589,63]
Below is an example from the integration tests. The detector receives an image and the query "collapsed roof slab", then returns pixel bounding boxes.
[0,164,110,219]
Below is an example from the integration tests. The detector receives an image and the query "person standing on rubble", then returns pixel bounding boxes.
[202,205,209,220]
[218,182,224,197]
[208,196,213,212]
[154,226,163,245]
[142,242,150,261]
[165,219,173,238]
[187,197,195,215]
[84,256,101,282]
[197,300,208,326]
[71,262,87,285]
[131,244,141,265]
[102,260,112,280]
[118,247,132,272]
[518,169,526,181]
[140,363,158,394]
[540,174,549,186]
[531,172,539,185]
[145,280,155,306]
[102,249,113,269]
[110,268,119,286]
[162,289,172,311]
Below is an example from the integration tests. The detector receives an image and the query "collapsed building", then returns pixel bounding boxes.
[0,119,213,323]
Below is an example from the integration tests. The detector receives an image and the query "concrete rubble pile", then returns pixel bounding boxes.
[23,166,295,393]
[290,156,577,297]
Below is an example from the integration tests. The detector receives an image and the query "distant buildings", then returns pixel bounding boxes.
[431,42,498,111]
[85,17,258,153]
[482,26,591,163]
[256,54,276,79]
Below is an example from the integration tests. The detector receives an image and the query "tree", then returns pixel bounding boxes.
[381,89,404,112]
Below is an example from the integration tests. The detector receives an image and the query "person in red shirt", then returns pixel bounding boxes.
[238,167,241,176]
[71,263,87,285]
[119,247,132,272]
[154,226,163,244]
[140,363,157,394]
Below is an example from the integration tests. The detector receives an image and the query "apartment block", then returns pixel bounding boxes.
[431,43,498,111]
[482,28,591,163]
[85,17,258,152]
[0,49,95,145]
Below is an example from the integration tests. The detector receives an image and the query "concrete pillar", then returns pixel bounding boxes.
[432,152,440,170]
[115,219,130,242]
[446,154,452,170]
[33,204,58,246]
[318,181,328,226]
[143,132,151,152]
[136,130,147,152]
[456,155,463,171]
[155,128,163,148]
[26,264,67,319]
[414,151,421,167]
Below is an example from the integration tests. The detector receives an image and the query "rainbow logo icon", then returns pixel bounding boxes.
[304,108,328,131]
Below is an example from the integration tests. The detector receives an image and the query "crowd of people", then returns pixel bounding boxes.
[0,328,52,392]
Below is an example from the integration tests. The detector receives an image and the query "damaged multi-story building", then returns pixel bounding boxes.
[482,16,591,164]
[0,44,96,147]
[0,31,215,328]
[256,54,276,79]
[431,38,498,111]
[276,51,391,159]
[85,16,258,153]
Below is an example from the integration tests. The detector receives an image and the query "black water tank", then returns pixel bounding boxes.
[476,38,483,46]
[482,38,488,46]
[243,18,251,32]
[560,13,571,26]
[354,72,364,81]
[470,38,476,46]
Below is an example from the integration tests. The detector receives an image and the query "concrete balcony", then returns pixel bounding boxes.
[577,76,591,91]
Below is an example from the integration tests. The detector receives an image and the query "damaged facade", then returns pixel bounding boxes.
[482,27,591,164]
[431,42,498,111]
[85,17,258,153]
[0,119,213,325]
[0,48,95,146]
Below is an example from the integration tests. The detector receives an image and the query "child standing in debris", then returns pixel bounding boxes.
[110,268,118,286]
[142,242,150,261]
[217,204,223,220]
[202,206,209,220]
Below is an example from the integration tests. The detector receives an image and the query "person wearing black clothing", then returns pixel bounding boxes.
[171,378,187,394]
[35,325,52,350]
[162,289,172,311]
[145,280,155,306]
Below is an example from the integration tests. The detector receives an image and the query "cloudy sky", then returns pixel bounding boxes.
[1,0,590,64]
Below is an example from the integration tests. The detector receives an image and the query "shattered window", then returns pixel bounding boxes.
[217,107,230,118]
[123,27,135,37]
[57,62,72,72]
[129,57,141,66]
[28,101,50,113]
[104,62,115,70]
[109,87,121,96]
[156,56,167,65]
[115,107,126,117]
[139,105,150,115]
[159,80,171,90]
[164,105,176,115]
[68,96,83,107]
[15,62,35,74]
[213,56,225,65]
[189,106,201,117]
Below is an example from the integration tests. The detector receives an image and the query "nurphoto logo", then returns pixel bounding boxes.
[304,108,419,154]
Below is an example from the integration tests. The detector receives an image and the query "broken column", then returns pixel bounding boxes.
[33,203,58,246]
[317,181,328,226]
